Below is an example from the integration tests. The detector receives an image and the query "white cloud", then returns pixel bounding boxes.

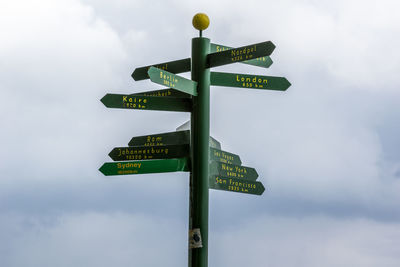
[0,212,187,267]
[2,212,400,267]
[211,215,400,267]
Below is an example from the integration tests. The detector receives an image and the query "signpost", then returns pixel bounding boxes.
[209,147,241,165]
[132,58,191,81]
[99,12,291,267]
[209,161,259,180]
[207,41,275,68]
[101,94,192,112]
[128,130,221,149]
[108,144,190,161]
[130,88,190,98]
[211,71,291,91]
[148,67,198,96]
[99,158,189,176]
[210,43,273,68]
[209,175,265,195]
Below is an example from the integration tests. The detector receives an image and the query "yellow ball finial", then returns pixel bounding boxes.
[192,13,210,31]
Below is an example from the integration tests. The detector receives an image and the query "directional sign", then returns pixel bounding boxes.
[207,41,275,68]
[208,136,221,150]
[209,161,258,181]
[130,88,190,98]
[100,94,192,112]
[99,158,189,176]
[129,130,190,147]
[210,43,273,68]
[128,130,221,150]
[209,147,241,165]
[210,72,291,91]
[148,67,198,96]
[109,144,190,161]
[209,175,265,195]
[132,58,191,81]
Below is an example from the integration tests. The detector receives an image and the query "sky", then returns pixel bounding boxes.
[1,0,400,266]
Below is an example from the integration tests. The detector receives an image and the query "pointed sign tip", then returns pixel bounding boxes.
[98,164,107,175]
[100,94,108,106]
[259,183,266,195]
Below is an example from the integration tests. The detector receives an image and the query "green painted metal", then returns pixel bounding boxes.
[99,158,189,176]
[148,67,198,96]
[208,136,221,150]
[209,147,241,165]
[210,71,291,91]
[100,94,192,112]
[190,37,210,267]
[209,175,265,195]
[209,161,258,181]
[132,58,191,81]
[128,130,220,150]
[130,88,190,98]
[128,130,190,147]
[210,43,273,68]
[109,144,190,161]
[207,41,275,68]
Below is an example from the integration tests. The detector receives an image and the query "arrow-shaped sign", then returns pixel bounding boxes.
[128,130,221,150]
[148,67,197,96]
[100,94,192,112]
[210,72,291,91]
[208,136,221,150]
[132,58,191,81]
[129,130,190,147]
[109,144,190,161]
[209,147,241,165]
[99,158,189,176]
[209,161,258,180]
[209,175,265,195]
[210,43,273,68]
[130,88,190,98]
[207,41,275,68]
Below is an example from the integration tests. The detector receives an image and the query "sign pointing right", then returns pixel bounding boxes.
[210,71,291,91]
[207,41,275,68]
[209,161,258,181]
[210,43,273,68]
[209,175,265,195]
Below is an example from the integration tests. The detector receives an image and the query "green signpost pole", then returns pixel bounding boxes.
[189,13,211,267]
[100,11,290,267]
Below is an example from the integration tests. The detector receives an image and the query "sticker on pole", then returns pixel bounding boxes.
[189,228,203,249]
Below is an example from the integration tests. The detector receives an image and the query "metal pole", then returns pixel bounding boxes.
[189,36,210,267]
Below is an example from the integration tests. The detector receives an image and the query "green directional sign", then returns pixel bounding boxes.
[209,136,221,150]
[130,88,190,98]
[99,158,189,176]
[209,161,258,180]
[207,41,275,68]
[128,130,221,150]
[209,147,241,165]
[209,175,265,195]
[109,144,190,161]
[132,58,191,81]
[148,67,198,96]
[129,130,190,147]
[210,43,273,68]
[210,71,291,91]
[100,94,192,112]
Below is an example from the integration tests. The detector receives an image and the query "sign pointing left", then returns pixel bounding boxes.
[99,158,189,176]
[148,67,198,96]
[100,94,192,112]
[132,58,191,81]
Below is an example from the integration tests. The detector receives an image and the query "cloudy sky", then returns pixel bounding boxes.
[1,0,400,266]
